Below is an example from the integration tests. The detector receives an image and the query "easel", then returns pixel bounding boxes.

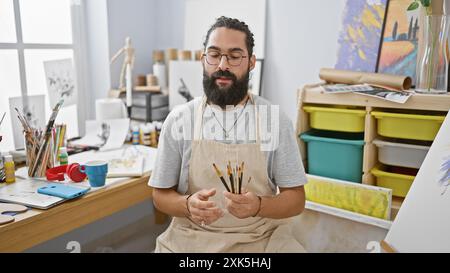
[380,240,398,253]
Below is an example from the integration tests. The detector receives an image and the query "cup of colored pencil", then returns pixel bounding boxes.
[212,161,251,194]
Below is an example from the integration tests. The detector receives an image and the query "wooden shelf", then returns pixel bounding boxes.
[134,85,161,92]
[296,83,450,218]
[300,84,450,111]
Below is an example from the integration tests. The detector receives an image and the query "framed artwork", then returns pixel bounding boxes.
[168,60,203,110]
[377,0,420,84]
[44,58,77,107]
[335,0,389,72]
[8,95,46,150]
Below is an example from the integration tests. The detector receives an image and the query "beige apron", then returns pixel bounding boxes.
[155,94,305,253]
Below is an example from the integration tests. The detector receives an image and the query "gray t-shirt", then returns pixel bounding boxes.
[148,95,307,194]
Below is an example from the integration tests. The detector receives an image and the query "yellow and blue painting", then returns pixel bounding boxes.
[440,155,450,195]
[335,0,388,72]
[378,0,420,83]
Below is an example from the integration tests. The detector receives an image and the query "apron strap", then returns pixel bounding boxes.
[193,96,207,141]
[193,93,261,142]
[250,94,261,143]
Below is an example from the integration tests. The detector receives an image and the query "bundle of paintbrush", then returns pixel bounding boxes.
[212,161,252,194]
[15,99,64,177]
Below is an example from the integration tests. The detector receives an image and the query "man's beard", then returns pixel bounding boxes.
[203,69,250,108]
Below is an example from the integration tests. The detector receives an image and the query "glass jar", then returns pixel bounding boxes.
[415,15,450,94]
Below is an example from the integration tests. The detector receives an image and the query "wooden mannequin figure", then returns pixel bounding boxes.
[110,37,135,90]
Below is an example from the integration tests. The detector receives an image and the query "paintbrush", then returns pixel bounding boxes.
[239,162,244,194]
[227,162,235,193]
[233,166,239,193]
[212,163,231,192]
[29,99,64,177]
[237,165,241,194]
[15,108,28,129]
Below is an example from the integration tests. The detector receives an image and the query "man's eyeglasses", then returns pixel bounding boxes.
[203,51,247,67]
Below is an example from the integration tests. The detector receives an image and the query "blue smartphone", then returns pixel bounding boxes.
[38,183,90,199]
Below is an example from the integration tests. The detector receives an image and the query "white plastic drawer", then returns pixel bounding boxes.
[373,139,430,169]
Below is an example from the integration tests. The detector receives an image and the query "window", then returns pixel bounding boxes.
[0,0,81,152]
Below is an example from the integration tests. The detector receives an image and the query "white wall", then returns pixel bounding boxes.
[107,0,158,89]
[154,0,185,49]
[155,0,347,122]
[263,0,346,121]
[84,0,111,120]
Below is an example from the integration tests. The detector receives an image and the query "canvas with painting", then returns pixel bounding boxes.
[44,58,77,107]
[377,0,420,84]
[383,113,450,252]
[335,0,388,72]
[8,95,46,150]
[168,60,204,110]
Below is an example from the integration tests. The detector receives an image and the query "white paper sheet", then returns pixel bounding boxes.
[44,58,77,107]
[71,118,130,151]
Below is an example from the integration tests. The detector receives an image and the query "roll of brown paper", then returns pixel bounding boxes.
[319,68,412,90]
[194,50,203,61]
[153,50,165,63]
[136,75,146,86]
[167,48,178,61]
[146,74,158,86]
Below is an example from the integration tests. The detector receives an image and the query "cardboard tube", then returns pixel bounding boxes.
[319,68,412,90]
[167,48,178,61]
[146,74,158,86]
[179,50,192,61]
[136,75,146,86]
[153,50,165,63]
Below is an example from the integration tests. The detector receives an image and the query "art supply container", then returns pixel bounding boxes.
[371,164,417,198]
[300,130,365,183]
[303,106,366,132]
[132,126,140,145]
[373,139,430,169]
[4,155,15,184]
[371,111,445,141]
[58,147,69,166]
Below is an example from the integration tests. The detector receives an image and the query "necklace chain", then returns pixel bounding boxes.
[209,97,249,137]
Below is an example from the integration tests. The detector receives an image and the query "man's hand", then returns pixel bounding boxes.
[187,188,224,226]
[223,190,261,219]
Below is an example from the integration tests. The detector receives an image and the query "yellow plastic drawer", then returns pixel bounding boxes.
[303,106,366,132]
[371,111,445,141]
[371,165,416,198]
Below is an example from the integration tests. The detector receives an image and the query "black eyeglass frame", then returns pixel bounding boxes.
[202,52,248,67]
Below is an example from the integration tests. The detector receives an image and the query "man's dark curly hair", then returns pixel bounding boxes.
[203,16,255,57]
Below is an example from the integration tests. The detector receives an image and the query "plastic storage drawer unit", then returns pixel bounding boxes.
[300,130,365,183]
[373,139,430,169]
[371,165,416,197]
[371,111,445,141]
[303,106,366,133]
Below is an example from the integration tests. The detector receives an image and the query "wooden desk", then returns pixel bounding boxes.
[0,172,162,252]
